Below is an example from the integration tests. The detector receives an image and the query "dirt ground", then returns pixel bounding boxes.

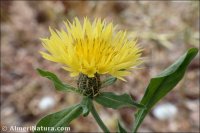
[1,1,199,132]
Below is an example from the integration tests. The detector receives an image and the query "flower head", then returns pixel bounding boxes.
[40,17,142,80]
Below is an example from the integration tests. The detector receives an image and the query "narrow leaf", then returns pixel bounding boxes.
[37,69,81,94]
[81,97,92,117]
[34,104,82,133]
[118,121,128,133]
[94,92,144,109]
[132,48,198,132]
[101,76,117,88]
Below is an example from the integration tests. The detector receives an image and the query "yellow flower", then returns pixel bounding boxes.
[40,17,142,80]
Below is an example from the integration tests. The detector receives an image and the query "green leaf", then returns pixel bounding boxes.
[101,76,117,88]
[118,121,128,133]
[81,97,92,117]
[132,48,198,132]
[34,104,82,133]
[37,68,81,94]
[94,92,144,109]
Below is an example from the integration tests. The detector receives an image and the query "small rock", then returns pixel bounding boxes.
[38,96,55,111]
[185,100,199,111]
[152,103,178,120]
[1,106,15,117]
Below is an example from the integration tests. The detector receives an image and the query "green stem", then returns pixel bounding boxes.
[91,102,110,133]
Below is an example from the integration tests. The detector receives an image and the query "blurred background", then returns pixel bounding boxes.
[1,1,199,132]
